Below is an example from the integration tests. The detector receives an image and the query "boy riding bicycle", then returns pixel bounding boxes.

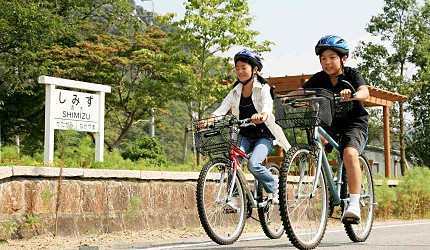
[301,35,370,223]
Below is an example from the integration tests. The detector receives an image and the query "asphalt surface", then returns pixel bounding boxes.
[105,220,430,250]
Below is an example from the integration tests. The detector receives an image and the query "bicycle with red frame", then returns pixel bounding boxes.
[193,114,283,245]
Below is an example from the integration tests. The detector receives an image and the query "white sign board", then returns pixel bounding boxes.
[39,76,111,163]
[53,89,100,132]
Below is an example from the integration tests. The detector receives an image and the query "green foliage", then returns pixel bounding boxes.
[285,129,308,146]
[41,188,54,202]
[24,214,41,225]
[372,167,430,220]
[55,130,82,164]
[124,196,143,218]
[408,2,430,168]
[155,101,192,163]
[374,178,397,220]
[0,146,44,166]
[0,0,152,155]
[0,221,18,240]
[355,0,429,170]
[1,146,19,161]
[395,167,430,219]
[121,135,167,164]
[89,149,137,170]
[173,0,274,119]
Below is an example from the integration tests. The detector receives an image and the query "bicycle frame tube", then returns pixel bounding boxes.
[315,127,343,205]
[304,126,326,199]
[228,143,260,208]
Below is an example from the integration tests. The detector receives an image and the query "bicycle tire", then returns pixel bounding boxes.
[279,145,329,249]
[196,157,247,245]
[341,154,375,242]
[257,162,284,239]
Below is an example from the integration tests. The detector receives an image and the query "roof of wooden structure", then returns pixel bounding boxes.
[265,74,408,178]
[267,74,408,107]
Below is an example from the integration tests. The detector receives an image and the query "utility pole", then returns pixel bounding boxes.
[149,108,155,138]
[136,0,155,138]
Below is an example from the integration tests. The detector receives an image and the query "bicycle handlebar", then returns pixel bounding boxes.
[199,117,254,130]
[334,92,357,101]
[230,117,252,126]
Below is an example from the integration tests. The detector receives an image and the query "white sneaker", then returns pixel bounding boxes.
[342,204,361,224]
[269,188,279,205]
[225,197,239,213]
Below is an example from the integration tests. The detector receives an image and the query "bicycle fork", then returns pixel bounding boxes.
[225,165,270,209]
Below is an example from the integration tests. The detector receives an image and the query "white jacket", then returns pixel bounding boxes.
[212,80,291,152]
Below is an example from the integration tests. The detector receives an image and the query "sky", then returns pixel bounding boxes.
[137,0,386,77]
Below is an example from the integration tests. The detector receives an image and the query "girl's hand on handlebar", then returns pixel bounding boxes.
[251,113,268,124]
[199,116,216,129]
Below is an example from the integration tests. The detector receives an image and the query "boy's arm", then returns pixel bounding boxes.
[353,85,370,101]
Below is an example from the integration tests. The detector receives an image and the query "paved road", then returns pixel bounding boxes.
[117,220,430,250]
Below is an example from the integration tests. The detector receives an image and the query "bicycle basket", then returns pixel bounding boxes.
[192,115,239,156]
[274,88,335,129]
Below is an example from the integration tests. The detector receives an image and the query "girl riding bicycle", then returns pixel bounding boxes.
[210,49,291,209]
[301,35,370,223]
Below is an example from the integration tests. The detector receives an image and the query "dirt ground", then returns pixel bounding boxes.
[1,227,210,249]
[1,225,269,250]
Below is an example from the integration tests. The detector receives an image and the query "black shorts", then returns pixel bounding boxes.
[324,126,368,155]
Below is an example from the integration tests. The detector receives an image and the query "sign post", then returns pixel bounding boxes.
[38,76,111,164]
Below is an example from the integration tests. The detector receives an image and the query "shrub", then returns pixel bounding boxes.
[90,149,138,170]
[1,146,19,162]
[121,135,167,164]
[374,179,397,220]
[395,167,430,219]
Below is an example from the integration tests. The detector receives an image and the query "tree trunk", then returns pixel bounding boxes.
[15,135,20,157]
[182,126,188,164]
[399,102,407,175]
[112,112,136,149]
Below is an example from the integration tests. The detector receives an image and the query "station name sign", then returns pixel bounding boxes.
[53,89,99,132]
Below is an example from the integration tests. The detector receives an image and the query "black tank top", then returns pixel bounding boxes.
[239,95,274,139]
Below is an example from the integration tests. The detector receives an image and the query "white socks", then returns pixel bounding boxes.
[349,194,361,207]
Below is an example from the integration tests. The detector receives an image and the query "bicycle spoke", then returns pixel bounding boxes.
[196,158,247,245]
[280,145,328,249]
[343,155,375,242]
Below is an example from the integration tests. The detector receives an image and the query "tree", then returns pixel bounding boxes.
[408,1,430,168]
[41,25,184,150]
[0,1,64,153]
[0,0,140,154]
[171,0,274,165]
[354,0,426,174]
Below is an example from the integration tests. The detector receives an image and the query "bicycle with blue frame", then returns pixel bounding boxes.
[193,115,284,245]
[274,87,375,249]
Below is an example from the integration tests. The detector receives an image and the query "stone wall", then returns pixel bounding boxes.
[0,166,255,239]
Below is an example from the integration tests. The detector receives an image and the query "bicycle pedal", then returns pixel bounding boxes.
[342,216,360,224]
[258,200,269,208]
[223,207,239,214]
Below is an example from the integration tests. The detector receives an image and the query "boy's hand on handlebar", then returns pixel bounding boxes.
[339,89,354,102]
[251,113,268,124]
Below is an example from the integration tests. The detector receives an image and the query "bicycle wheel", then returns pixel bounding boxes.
[196,157,247,245]
[257,162,284,239]
[279,145,329,249]
[341,154,375,242]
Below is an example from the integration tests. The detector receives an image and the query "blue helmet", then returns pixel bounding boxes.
[234,49,263,71]
[315,35,349,57]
